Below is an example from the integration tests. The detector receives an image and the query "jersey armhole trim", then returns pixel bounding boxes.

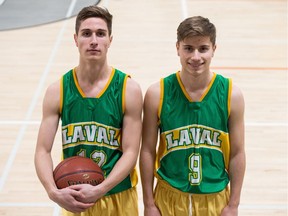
[122,74,130,114]
[60,76,64,115]
[157,78,164,125]
[227,78,232,116]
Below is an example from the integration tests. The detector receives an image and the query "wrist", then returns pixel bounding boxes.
[228,200,240,208]
[143,199,156,208]
[47,187,59,202]
[94,182,107,197]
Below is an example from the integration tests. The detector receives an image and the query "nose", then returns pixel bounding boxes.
[90,33,98,46]
[191,50,201,60]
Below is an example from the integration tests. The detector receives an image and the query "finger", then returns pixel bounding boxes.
[68,184,83,190]
[77,201,95,209]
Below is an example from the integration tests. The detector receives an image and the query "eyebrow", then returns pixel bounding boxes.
[80,28,108,32]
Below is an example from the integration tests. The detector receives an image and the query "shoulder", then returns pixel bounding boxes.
[231,84,244,103]
[113,68,141,93]
[124,77,143,114]
[230,83,245,116]
[145,81,161,99]
[144,81,161,111]
[45,79,61,98]
[125,77,142,98]
[43,79,61,113]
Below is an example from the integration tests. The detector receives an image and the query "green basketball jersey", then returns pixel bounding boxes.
[60,68,138,195]
[156,72,232,194]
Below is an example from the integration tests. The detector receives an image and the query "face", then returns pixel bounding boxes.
[74,17,112,62]
[176,36,216,76]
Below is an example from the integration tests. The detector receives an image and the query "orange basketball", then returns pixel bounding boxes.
[53,156,104,189]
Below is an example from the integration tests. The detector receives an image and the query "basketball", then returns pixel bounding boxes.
[53,156,104,189]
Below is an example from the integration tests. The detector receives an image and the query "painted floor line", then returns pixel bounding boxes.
[0,120,286,126]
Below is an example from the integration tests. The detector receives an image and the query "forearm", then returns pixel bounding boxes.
[228,151,246,207]
[34,150,58,200]
[140,150,156,207]
[98,150,138,195]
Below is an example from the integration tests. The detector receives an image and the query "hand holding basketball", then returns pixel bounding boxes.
[53,156,104,189]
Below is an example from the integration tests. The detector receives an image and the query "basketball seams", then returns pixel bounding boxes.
[53,156,104,188]
[54,156,80,173]
[54,170,104,182]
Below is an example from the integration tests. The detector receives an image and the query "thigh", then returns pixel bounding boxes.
[154,180,190,216]
[154,180,230,216]
[193,187,230,216]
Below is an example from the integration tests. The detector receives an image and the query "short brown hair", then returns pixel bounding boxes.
[177,16,216,45]
[75,5,113,35]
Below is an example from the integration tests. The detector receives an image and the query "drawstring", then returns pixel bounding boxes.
[189,194,193,216]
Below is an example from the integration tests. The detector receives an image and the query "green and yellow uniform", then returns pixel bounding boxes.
[60,68,138,216]
[155,72,232,215]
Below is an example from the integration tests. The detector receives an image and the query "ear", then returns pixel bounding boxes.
[74,34,78,47]
[176,42,180,56]
[212,44,217,57]
[108,35,113,48]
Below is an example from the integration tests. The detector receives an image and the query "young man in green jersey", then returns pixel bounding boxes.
[35,5,143,215]
[140,16,245,216]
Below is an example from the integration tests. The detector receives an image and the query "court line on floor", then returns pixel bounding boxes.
[0,202,61,216]
[0,120,41,125]
[66,0,77,18]
[246,122,288,127]
[211,66,287,71]
[101,0,109,8]
[0,202,56,207]
[180,0,188,19]
[0,1,76,191]
[53,205,61,216]
[0,120,287,126]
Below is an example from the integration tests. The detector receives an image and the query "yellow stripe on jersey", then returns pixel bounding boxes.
[227,78,232,116]
[60,76,64,114]
[62,121,121,150]
[157,124,230,169]
[200,72,216,101]
[72,68,116,98]
[158,78,164,125]
[72,68,85,97]
[97,68,115,98]
[122,74,130,114]
[176,72,217,102]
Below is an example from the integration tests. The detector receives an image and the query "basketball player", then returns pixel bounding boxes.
[34,5,142,215]
[140,16,246,216]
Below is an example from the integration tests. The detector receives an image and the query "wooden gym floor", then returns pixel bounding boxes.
[0,0,287,215]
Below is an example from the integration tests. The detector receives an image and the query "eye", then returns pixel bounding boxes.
[199,46,210,53]
[82,30,91,37]
[184,46,193,52]
[97,30,107,37]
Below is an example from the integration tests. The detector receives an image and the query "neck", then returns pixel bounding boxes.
[76,60,111,84]
[179,70,214,92]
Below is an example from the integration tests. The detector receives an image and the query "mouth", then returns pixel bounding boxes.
[189,62,204,68]
[87,49,100,55]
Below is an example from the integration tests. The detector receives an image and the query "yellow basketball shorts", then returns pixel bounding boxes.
[63,187,138,216]
[154,180,230,216]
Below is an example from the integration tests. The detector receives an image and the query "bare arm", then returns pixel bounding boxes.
[34,81,93,213]
[35,81,61,196]
[222,84,246,216]
[98,77,143,192]
[139,82,161,216]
